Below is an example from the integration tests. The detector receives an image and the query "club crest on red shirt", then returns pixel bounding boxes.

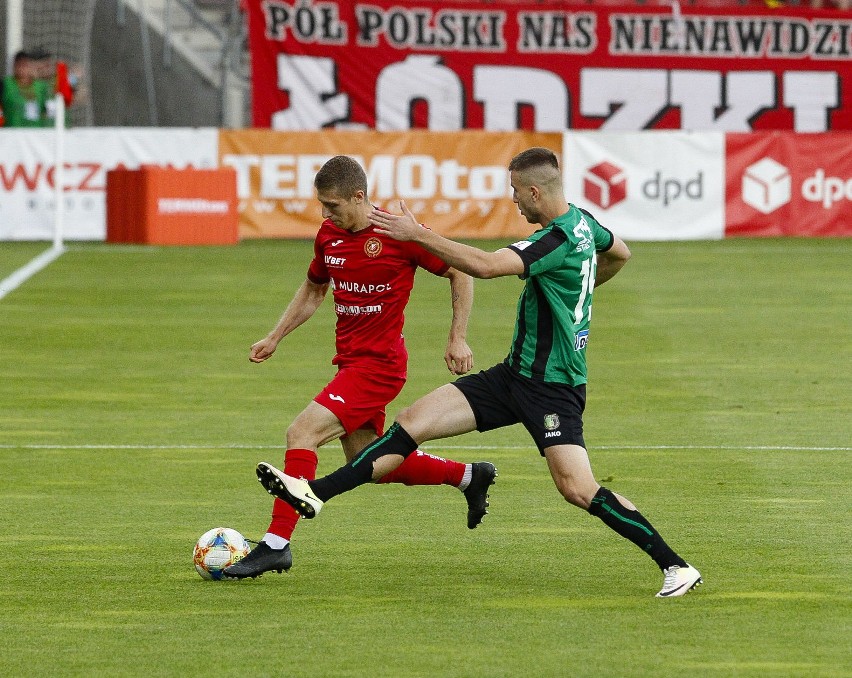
[364,237,383,258]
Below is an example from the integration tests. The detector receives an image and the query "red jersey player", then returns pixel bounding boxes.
[225,155,497,579]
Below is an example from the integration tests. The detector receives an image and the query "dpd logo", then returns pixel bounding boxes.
[583,161,705,210]
[583,161,627,210]
[742,158,791,214]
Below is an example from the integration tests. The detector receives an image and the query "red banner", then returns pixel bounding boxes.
[248,1,852,132]
[725,131,852,236]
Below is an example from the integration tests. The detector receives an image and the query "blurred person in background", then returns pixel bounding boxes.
[28,47,76,127]
[0,50,50,127]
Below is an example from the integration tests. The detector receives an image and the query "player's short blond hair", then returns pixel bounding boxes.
[314,156,368,199]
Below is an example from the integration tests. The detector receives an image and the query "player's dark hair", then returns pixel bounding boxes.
[314,155,368,198]
[28,46,51,61]
[508,147,559,173]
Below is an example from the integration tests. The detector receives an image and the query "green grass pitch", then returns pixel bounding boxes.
[1,238,849,676]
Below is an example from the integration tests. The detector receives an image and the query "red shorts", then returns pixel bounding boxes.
[314,365,406,436]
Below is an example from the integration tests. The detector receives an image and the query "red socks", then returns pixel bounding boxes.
[266,448,318,540]
[377,449,466,487]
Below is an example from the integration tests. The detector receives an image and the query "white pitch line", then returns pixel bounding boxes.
[0,444,849,452]
[0,245,65,300]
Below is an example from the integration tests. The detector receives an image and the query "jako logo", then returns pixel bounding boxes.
[583,161,627,209]
[742,158,791,214]
[802,169,852,209]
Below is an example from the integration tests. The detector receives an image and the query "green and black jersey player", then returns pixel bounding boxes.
[446,204,616,455]
[254,147,703,598]
[506,204,613,386]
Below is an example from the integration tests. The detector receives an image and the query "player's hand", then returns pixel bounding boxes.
[445,338,473,375]
[249,337,278,363]
[370,201,422,241]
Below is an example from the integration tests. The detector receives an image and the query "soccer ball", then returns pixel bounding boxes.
[193,527,250,580]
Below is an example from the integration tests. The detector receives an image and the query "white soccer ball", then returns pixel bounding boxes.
[193,527,250,580]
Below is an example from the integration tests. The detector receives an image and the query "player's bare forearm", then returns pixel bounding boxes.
[269,279,327,340]
[445,267,473,340]
[371,201,522,279]
[251,279,328,362]
[417,229,500,279]
[594,236,631,287]
[444,267,474,374]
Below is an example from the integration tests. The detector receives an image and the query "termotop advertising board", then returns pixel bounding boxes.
[218,129,559,239]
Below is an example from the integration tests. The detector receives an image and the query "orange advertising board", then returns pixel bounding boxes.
[106,166,238,245]
[218,130,561,239]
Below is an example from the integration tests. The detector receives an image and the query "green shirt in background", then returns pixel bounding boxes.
[0,76,51,127]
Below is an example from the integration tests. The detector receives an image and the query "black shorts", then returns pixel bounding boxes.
[452,361,586,455]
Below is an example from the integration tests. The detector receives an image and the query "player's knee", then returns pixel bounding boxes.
[561,488,589,509]
[285,420,319,449]
[394,397,438,441]
[394,408,418,436]
[556,480,595,510]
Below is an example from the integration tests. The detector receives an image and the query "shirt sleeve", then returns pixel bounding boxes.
[411,227,450,276]
[507,228,567,279]
[577,207,615,252]
[307,234,330,284]
[594,224,615,252]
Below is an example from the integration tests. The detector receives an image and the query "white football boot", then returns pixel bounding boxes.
[256,462,323,518]
[656,564,703,598]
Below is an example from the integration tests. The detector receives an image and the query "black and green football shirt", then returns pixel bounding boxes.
[505,205,615,386]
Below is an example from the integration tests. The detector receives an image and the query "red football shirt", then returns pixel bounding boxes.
[307,219,450,375]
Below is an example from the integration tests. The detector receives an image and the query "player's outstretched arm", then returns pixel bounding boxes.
[250,279,329,363]
[442,267,474,375]
[594,236,631,288]
[371,201,524,279]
